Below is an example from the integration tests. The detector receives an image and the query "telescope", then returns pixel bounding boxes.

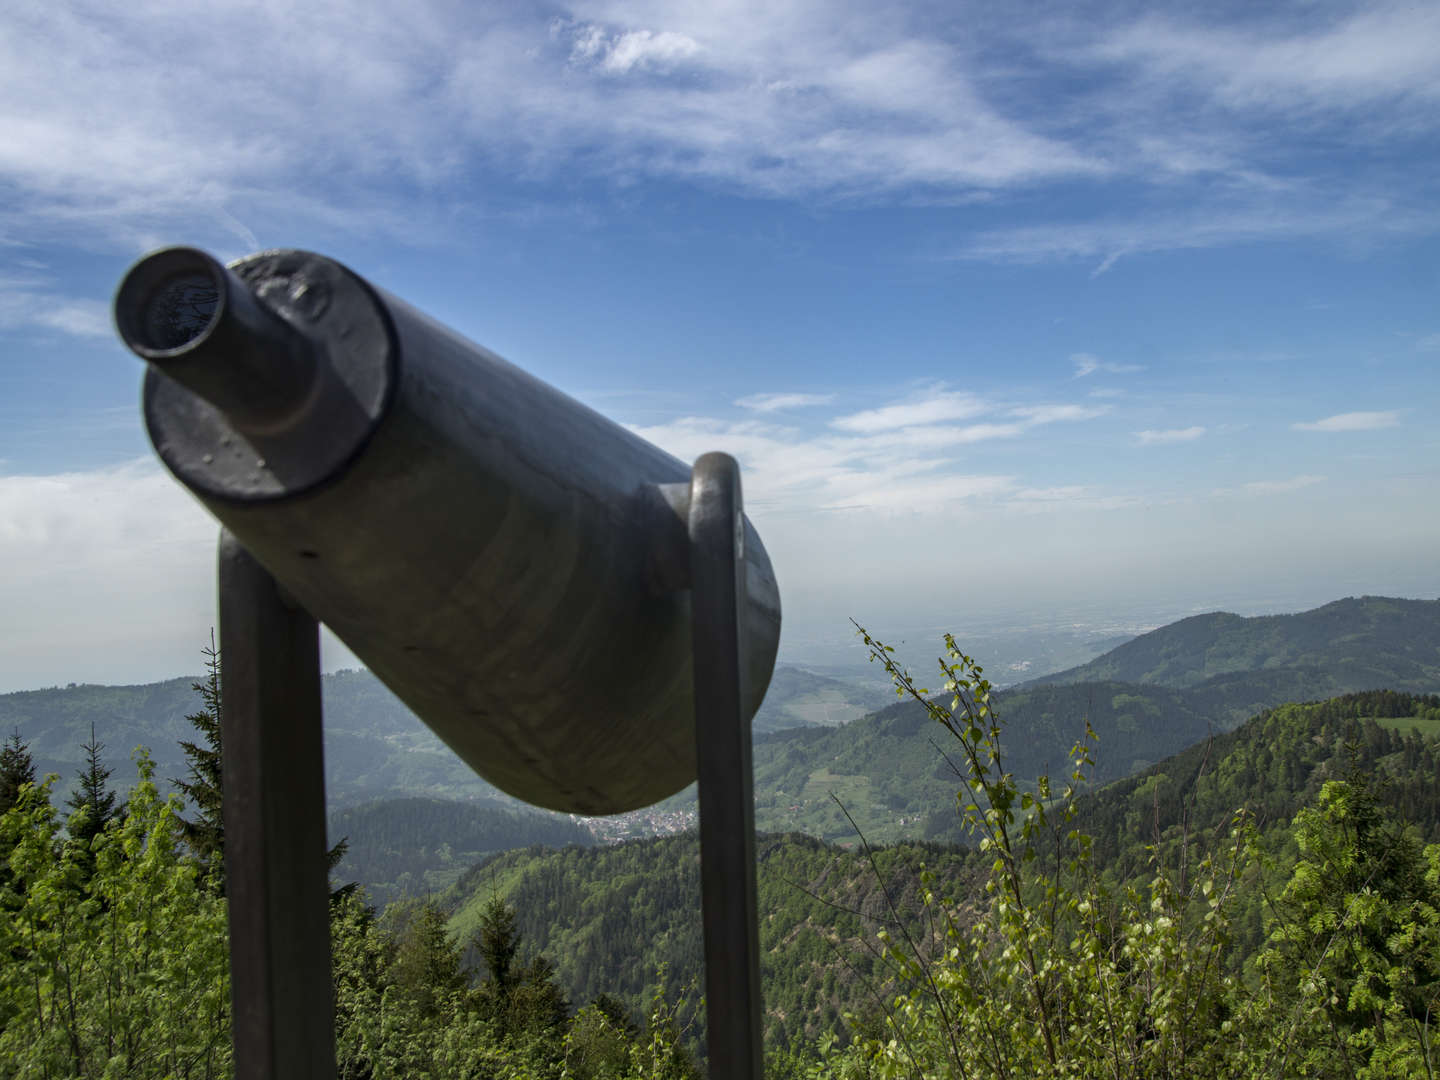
[115,247,781,1079]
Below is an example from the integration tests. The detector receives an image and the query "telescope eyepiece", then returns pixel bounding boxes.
[123,260,221,353]
[115,247,319,434]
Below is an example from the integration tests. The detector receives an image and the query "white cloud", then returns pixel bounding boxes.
[629,414,1018,514]
[1009,403,1109,424]
[1136,426,1205,445]
[867,423,1025,448]
[1231,475,1326,497]
[628,383,1112,516]
[1211,475,1326,498]
[735,392,836,413]
[4,2,1433,257]
[0,456,368,691]
[0,459,217,689]
[1072,353,1144,377]
[1415,333,1440,352]
[0,274,111,338]
[1092,8,1440,115]
[564,23,700,75]
[832,390,986,433]
[1006,486,1144,513]
[957,198,1439,273]
[0,1,1100,253]
[1292,411,1400,432]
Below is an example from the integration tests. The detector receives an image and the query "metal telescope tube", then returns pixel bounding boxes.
[115,247,781,814]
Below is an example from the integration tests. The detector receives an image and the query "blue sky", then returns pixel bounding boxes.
[2,0,1438,690]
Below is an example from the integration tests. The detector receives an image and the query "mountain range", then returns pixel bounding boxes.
[749,596,1440,843]
[6,594,1439,885]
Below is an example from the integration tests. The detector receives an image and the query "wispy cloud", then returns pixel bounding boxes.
[629,383,1114,515]
[1005,485,1144,513]
[0,458,218,688]
[0,277,110,338]
[1415,333,1440,352]
[1214,475,1326,497]
[3,3,1436,256]
[832,389,986,433]
[562,22,701,76]
[956,198,1438,274]
[1091,7,1440,115]
[1293,411,1400,432]
[1072,353,1143,378]
[735,392,836,413]
[1009,403,1109,424]
[1136,426,1205,445]
[864,423,1025,450]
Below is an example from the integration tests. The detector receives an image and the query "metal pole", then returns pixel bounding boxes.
[688,453,764,1080]
[219,531,336,1080]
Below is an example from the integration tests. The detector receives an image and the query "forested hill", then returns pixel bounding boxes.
[750,662,1440,844]
[0,669,504,808]
[438,691,1440,1055]
[329,797,593,908]
[1074,690,1440,866]
[751,680,1221,843]
[0,662,883,809]
[441,831,981,1051]
[1029,595,1440,690]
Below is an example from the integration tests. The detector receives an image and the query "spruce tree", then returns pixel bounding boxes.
[66,722,119,843]
[0,728,35,815]
[65,728,117,835]
[175,631,354,898]
[477,892,519,994]
[177,633,225,874]
[0,728,38,893]
[472,893,569,1035]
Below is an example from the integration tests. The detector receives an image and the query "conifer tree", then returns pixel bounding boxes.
[177,633,225,874]
[0,728,35,815]
[478,891,520,994]
[389,901,469,1022]
[172,632,354,898]
[66,721,119,860]
[0,728,37,892]
[473,893,569,1036]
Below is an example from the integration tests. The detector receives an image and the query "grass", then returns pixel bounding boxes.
[1372,715,1440,738]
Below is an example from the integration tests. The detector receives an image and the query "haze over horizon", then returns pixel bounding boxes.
[3,1,1437,693]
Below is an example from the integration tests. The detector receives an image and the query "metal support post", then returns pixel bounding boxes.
[219,531,337,1080]
[688,453,764,1080]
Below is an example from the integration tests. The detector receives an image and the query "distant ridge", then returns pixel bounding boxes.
[748,595,1440,843]
[1027,596,1440,691]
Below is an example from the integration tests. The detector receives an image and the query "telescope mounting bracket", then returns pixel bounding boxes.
[218,453,764,1080]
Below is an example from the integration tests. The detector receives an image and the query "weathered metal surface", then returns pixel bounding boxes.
[689,453,764,1080]
[219,533,336,1080]
[117,247,781,814]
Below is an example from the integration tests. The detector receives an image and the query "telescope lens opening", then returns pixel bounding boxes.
[138,270,221,351]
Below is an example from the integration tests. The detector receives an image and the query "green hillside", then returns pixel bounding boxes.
[748,595,1440,846]
[0,677,201,798]
[0,668,503,808]
[1032,595,1440,690]
[751,680,1221,843]
[329,796,594,907]
[748,663,1402,844]
[442,832,981,1050]
[1077,689,1440,871]
[435,689,1440,1056]
[0,661,883,809]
